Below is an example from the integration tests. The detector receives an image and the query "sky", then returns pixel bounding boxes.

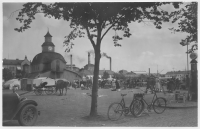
[2,2,197,74]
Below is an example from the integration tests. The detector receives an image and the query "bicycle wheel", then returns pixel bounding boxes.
[153,97,166,114]
[34,88,42,95]
[107,102,123,121]
[45,87,54,95]
[130,99,144,117]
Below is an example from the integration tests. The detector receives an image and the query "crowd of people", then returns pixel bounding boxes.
[69,76,188,93]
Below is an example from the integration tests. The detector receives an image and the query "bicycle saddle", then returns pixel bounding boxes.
[121,94,127,96]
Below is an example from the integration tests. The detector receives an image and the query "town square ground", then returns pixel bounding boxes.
[3,88,197,127]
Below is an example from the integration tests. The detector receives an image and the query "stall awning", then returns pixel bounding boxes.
[17,66,21,70]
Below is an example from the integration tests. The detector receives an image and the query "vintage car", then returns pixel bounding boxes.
[3,90,40,126]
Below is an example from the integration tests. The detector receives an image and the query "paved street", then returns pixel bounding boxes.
[3,88,198,127]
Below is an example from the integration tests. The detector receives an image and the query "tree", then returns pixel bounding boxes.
[3,68,13,81]
[169,2,197,53]
[102,71,109,79]
[14,2,179,117]
[16,70,26,79]
[113,72,126,80]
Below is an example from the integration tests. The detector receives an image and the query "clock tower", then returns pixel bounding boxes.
[42,30,55,52]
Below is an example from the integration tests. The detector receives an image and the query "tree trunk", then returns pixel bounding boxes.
[90,46,101,116]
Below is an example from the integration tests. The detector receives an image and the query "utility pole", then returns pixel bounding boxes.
[55,63,56,79]
[157,65,158,77]
[187,43,189,77]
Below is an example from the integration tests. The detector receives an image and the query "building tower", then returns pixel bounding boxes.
[42,31,55,52]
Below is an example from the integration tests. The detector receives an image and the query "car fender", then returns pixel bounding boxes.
[11,100,38,120]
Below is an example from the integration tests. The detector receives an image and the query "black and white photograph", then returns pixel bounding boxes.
[2,1,198,127]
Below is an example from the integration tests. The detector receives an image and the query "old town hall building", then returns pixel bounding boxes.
[28,31,81,81]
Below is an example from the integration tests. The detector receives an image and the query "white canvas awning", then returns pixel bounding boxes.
[17,66,21,70]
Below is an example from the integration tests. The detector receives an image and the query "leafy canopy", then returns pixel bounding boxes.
[169,2,197,53]
[15,2,179,52]
[102,71,110,79]
[3,68,13,81]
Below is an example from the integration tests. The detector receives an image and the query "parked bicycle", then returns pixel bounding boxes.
[131,89,167,117]
[107,92,144,121]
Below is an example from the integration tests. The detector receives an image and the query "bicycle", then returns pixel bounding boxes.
[107,93,144,121]
[131,89,167,117]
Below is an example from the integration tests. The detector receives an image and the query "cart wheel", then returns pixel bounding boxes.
[34,89,42,95]
[52,87,57,94]
[45,87,54,95]
[18,104,38,126]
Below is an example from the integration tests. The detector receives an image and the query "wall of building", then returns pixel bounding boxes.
[3,64,20,76]
[42,46,55,52]
[51,59,65,72]
[21,59,31,73]
[31,64,42,73]
[61,70,82,82]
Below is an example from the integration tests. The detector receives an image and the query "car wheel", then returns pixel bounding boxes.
[18,104,38,126]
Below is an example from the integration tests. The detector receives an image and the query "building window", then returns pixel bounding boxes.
[9,67,15,71]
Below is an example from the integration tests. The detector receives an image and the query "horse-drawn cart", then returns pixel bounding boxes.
[32,78,70,96]
[32,77,56,96]
[33,84,56,95]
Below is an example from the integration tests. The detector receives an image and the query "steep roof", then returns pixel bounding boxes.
[64,69,82,78]
[31,52,66,65]
[44,31,52,37]
[41,42,55,47]
[3,59,23,65]
[79,69,93,76]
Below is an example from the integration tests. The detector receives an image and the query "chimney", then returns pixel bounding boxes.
[70,55,73,70]
[88,52,90,65]
[149,68,150,76]
[109,57,112,71]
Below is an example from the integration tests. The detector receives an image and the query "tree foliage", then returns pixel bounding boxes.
[113,72,126,80]
[102,71,110,79]
[14,2,178,50]
[14,2,180,117]
[169,2,197,53]
[3,68,13,81]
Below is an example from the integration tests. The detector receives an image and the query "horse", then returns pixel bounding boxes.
[55,80,69,96]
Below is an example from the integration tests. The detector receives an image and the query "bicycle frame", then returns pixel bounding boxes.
[120,97,126,109]
[141,91,158,107]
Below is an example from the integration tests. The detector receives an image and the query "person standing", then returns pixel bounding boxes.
[155,78,161,92]
[115,79,120,90]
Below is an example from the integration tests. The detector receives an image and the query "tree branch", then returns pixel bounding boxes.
[100,15,125,41]
[85,25,96,49]
[100,23,115,41]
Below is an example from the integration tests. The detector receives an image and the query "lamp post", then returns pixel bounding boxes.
[187,43,189,76]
